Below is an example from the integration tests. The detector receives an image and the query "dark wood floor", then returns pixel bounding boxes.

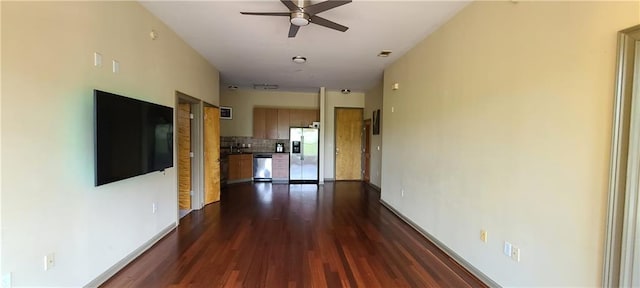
[102,182,486,288]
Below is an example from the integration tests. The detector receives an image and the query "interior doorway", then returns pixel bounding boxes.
[604,25,640,287]
[177,101,191,218]
[362,119,371,183]
[335,108,363,180]
[176,92,202,219]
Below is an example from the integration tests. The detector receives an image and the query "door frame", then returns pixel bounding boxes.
[604,24,640,287]
[175,92,204,221]
[362,119,371,183]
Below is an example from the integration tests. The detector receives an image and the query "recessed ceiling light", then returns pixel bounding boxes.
[341,89,351,94]
[292,56,307,64]
[378,50,392,57]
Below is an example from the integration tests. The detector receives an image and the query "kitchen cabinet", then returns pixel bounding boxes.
[277,109,290,139]
[302,109,319,127]
[289,109,319,128]
[272,153,289,182]
[253,108,319,139]
[289,109,304,127]
[265,108,278,139]
[228,154,253,183]
[253,108,266,139]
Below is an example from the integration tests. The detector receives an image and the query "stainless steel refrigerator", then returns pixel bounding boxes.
[290,127,319,183]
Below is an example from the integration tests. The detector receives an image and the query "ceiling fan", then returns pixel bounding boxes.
[241,0,352,38]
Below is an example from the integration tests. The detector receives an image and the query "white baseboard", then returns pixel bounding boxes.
[84,223,176,288]
[379,199,501,288]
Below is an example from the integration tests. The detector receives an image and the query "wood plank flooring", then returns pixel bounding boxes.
[101,182,487,288]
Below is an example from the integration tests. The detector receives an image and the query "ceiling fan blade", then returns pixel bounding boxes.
[280,0,300,11]
[288,24,300,38]
[310,15,348,32]
[240,12,291,16]
[304,0,351,15]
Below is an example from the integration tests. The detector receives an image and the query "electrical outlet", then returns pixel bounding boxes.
[503,241,512,256]
[480,230,488,243]
[2,272,12,288]
[152,203,157,214]
[511,246,521,262]
[401,189,404,197]
[44,253,55,271]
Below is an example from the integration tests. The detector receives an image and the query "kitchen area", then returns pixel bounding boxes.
[219,107,320,186]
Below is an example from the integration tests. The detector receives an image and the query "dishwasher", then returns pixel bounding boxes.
[253,154,272,182]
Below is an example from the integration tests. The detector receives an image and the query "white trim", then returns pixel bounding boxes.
[84,223,176,288]
[604,24,640,287]
[620,40,640,288]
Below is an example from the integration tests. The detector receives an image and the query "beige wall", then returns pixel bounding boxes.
[382,1,638,286]
[219,89,319,137]
[365,81,383,188]
[324,91,365,180]
[2,2,219,286]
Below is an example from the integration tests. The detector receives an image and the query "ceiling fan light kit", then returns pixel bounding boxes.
[290,12,310,26]
[241,0,352,38]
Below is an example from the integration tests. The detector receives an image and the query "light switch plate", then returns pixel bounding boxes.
[94,52,102,67]
[112,60,120,73]
[503,241,512,256]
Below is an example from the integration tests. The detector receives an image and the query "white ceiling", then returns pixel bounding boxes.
[140,1,469,93]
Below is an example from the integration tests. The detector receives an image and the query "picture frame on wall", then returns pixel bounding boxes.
[220,106,232,120]
[373,109,380,135]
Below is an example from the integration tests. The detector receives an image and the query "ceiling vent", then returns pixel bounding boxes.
[378,50,392,57]
[253,84,279,90]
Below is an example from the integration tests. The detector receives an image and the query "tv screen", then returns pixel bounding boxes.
[94,90,173,186]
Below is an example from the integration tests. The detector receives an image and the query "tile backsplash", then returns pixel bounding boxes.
[221,136,289,153]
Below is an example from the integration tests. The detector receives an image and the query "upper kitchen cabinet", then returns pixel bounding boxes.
[253,107,266,139]
[253,107,319,139]
[265,108,278,139]
[277,109,290,139]
[289,109,318,128]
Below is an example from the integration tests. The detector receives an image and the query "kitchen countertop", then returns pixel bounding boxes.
[221,151,289,158]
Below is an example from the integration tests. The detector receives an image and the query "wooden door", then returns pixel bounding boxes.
[363,119,371,183]
[178,103,191,210]
[204,106,220,204]
[335,108,362,180]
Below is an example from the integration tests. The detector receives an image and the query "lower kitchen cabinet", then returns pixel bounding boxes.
[272,153,289,183]
[228,154,253,183]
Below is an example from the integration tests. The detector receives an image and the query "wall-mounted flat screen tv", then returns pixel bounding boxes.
[94,89,173,186]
